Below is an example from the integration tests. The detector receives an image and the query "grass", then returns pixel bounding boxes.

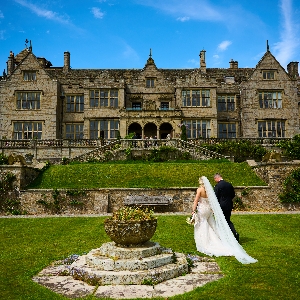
[0,214,299,299]
[28,160,266,189]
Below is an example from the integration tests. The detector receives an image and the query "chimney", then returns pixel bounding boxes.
[199,50,206,73]
[7,51,15,76]
[229,59,238,69]
[287,62,299,78]
[63,51,70,72]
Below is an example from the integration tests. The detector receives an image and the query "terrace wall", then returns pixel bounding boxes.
[1,161,300,215]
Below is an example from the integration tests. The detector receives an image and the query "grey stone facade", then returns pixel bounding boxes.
[0,43,299,142]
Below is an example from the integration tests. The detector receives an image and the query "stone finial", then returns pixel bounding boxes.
[145,49,156,67]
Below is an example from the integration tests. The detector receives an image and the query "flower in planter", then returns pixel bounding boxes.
[109,206,155,221]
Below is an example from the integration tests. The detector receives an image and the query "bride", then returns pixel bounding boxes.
[192,176,257,264]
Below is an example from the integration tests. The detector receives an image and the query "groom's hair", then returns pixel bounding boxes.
[214,173,222,179]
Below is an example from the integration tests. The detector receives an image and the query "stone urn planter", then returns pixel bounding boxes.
[104,218,157,246]
[104,206,157,246]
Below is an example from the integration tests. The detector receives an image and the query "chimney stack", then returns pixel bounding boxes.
[229,59,238,69]
[199,50,206,73]
[287,61,299,78]
[7,51,15,76]
[63,51,70,72]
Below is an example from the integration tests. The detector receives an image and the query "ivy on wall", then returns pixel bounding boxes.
[0,171,25,215]
[37,189,86,213]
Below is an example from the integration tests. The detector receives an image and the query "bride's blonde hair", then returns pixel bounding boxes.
[199,177,204,186]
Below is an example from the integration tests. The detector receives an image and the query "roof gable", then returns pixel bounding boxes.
[8,49,54,80]
[249,50,291,81]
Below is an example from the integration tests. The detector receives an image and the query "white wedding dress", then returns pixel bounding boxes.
[194,176,257,264]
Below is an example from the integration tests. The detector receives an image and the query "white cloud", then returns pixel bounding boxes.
[0,10,4,18]
[122,44,139,61]
[0,30,5,40]
[217,40,232,51]
[13,0,71,25]
[273,0,300,67]
[187,59,198,66]
[91,7,104,19]
[135,0,222,21]
[213,54,219,59]
[176,16,190,22]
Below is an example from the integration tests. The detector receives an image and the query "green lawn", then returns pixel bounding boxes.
[0,214,299,299]
[28,160,266,189]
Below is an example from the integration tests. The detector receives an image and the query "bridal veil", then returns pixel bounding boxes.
[201,176,257,264]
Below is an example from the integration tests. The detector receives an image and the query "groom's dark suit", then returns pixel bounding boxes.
[214,179,239,241]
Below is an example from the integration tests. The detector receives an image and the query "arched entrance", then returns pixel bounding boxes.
[128,123,142,138]
[160,123,173,139]
[144,122,157,138]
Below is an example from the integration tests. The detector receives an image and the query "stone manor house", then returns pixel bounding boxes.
[0,42,299,141]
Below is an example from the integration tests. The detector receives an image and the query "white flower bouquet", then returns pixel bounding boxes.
[186,213,196,225]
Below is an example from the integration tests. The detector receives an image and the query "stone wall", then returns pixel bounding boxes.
[0,165,40,190]
[1,161,300,215]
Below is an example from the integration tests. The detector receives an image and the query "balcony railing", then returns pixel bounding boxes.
[0,137,292,150]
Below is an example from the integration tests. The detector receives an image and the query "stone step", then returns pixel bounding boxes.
[70,252,188,285]
[95,241,171,259]
[86,251,174,271]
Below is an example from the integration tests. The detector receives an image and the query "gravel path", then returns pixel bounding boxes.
[0,210,299,218]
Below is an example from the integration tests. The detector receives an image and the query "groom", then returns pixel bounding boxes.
[213,173,239,242]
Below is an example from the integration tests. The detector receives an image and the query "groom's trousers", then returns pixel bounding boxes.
[223,208,239,242]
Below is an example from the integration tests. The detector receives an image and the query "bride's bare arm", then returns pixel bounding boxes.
[192,187,203,213]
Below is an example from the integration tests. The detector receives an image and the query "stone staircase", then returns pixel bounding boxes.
[67,139,228,164]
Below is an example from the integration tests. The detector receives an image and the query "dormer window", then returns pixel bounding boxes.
[263,71,275,80]
[146,78,155,88]
[23,71,37,81]
[224,77,235,84]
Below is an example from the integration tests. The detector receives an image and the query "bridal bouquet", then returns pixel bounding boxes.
[186,213,196,225]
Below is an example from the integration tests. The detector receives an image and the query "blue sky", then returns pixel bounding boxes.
[0,0,300,71]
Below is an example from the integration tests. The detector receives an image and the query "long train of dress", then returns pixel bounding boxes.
[194,176,257,264]
[194,197,234,257]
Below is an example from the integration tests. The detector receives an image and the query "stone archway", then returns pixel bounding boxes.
[159,123,173,139]
[128,123,142,138]
[144,122,157,138]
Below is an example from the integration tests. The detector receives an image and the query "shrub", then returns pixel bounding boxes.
[0,153,8,165]
[277,134,300,160]
[201,140,267,162]
[279,168,300,203]
[180,124,187,141]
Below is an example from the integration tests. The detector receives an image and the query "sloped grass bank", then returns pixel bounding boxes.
[28,160,266,189]
[0,214,299,299]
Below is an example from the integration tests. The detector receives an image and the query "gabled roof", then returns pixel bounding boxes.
[8,48,54,79]
[14,48,31,64]
[249,50,292,79]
